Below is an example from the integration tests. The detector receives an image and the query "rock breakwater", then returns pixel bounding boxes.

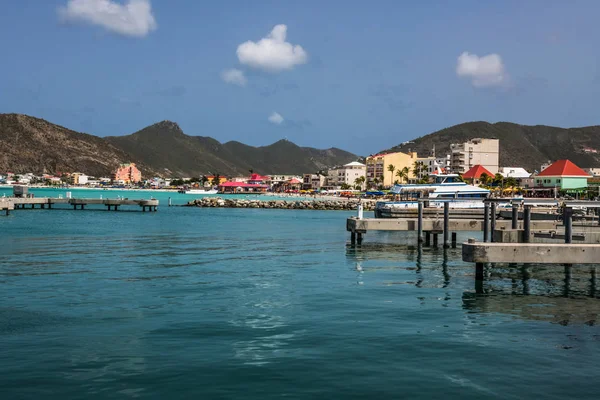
[187,197,376,211]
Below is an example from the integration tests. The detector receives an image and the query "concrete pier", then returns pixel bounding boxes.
[463,240,600,264]
[2,197,159,213]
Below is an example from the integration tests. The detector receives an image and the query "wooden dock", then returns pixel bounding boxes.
[2,197,159,215]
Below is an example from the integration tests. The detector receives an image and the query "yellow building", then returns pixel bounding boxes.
[366,151,418,188]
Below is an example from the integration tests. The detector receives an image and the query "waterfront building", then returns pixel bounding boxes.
[302,174,327,190]
[366,151,419,188]
[462,164,494,185]
[281,178,302,191]
[206,176,228,185]
[499,167,530,179]
[416,154,451,178]
[450,138,499,174]
[218,181,269,193]
[584,168,600,177]
[327,161,367,189]
[247,173,271,185]
[113,163,141,184]
[534,159,591,191]
[71,172,89,185]
[270,175,302,191]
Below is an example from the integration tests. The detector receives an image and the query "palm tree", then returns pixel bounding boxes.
[395,168,409,184]
[401,167,411,183]
[372,177,380,189]
[479,173,490,186]
[354,176,366,190]
[412,161,424,179]
[211,174,221,186]
[494,173,504,187]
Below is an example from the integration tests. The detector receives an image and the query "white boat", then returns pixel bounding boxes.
[178,189,218,195]
[375,173,490,217]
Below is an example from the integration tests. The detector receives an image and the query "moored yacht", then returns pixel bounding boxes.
[375,173,490,218]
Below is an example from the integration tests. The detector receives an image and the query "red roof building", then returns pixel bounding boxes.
[537,159,591,177]
[462,165,494,180]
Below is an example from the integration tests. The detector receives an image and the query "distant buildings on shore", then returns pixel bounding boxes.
[3,136,600,196]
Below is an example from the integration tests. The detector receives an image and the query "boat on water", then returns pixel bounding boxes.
[178,189,218,195]
[375,173,491,218]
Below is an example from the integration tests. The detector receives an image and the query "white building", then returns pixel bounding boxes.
[450,138,499,174]
[499,167,530,179]
[327,161,367,189]
[302,174,327,190]
[416,155,451,178]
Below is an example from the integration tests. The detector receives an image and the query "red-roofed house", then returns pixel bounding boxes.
[218,181,269,193]
[462,165,494,185]
[247,173,271,185]
[534,159,591,190]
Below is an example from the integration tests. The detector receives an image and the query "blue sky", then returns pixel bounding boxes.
[1,0,600,155]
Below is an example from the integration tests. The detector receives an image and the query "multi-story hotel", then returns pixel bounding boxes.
[113,163,142,184]
[450,138,499,174]
[327,161,367,189]
[365,151,419,188]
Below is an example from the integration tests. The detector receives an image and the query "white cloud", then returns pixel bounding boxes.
[221,69,247,86]
[268,112,284,125]
[456,52,508,88]
[58,0,157,38]
[237,24,308,72]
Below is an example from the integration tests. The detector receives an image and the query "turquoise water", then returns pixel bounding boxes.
[1,206,599,399]
[0,187,316,206]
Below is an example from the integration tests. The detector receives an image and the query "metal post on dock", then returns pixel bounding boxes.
[483,202,490,242]
[490,202,497,242]
[523,205,532,243]
[564,206,573,244]
[511,203,519,230]
[417,201,423,243]
[443,202,449,248]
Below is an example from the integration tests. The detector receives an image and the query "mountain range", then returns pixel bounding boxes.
[381,121,600,172]
[3,114,600,178]
[0,114,357,177]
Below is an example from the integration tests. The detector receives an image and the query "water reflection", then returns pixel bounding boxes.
[464,265,600,325]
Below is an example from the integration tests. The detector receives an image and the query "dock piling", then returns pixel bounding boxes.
[433,234,439,246]
[417,202,423,243]
[564,206,573,244]
[425,232,431,246]
[511,203,519,230]
[483,202,490,242]
[451,232,457,248]
[523,205,532,243]
[443,202,449,248]
[490,202,497,242]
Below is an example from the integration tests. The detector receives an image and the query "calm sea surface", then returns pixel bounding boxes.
[1,195,600,399]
